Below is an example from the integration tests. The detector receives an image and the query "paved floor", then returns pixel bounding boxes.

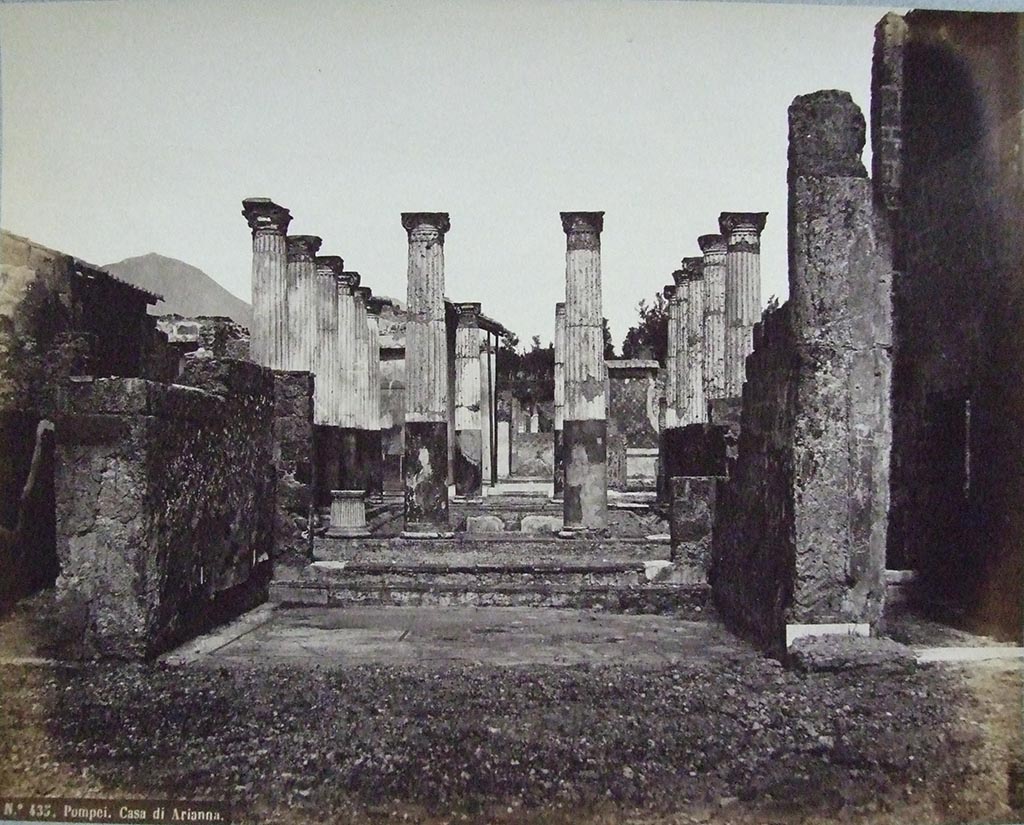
[163,604,756,668]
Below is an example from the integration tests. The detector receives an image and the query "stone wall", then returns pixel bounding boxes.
[0,231,162,606]
[54,363,275,658]
[271,371,315,567]
[711,91,892,655]
[880,11,1024,637]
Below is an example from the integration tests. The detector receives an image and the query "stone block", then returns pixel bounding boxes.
[788,635,916,673]
[465,515,505,533]
[520,515,563,534]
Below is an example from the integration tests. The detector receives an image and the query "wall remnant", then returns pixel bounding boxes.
[711,90,892,655]
[54,362,276,659]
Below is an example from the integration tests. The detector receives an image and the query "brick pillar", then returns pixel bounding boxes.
[241,198,292,369]
[553,301,566,500]
[680,256,707,424]
[401,212,452,534]
[454,302,483,498]
[365,296,385,499]
[560,211,607,531]
[698,233,727,402]
[720,211,768,398]
[285,235,322,372]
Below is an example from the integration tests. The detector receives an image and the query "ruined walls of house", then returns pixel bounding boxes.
[54,361,276,659]
[271,371,316,566]
[879,11,1024,637]
[0,231,162,605]
[710,91,892,655]
[607,360,660,491]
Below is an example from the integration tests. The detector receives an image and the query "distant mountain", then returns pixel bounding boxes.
[103,253,252,328]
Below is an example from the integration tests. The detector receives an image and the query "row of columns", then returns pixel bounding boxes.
[663,212,768,426]
[242,199,387,524]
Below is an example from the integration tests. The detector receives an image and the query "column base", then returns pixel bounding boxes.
[404,420,450,532]
[325,489,369,538]
[562,419,608,530]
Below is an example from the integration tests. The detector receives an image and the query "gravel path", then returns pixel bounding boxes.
[1,653,1018,825]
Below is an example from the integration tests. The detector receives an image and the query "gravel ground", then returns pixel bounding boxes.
[1,653,1019,825]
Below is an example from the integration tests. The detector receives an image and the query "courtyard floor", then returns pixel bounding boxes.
[0,599,1021,825]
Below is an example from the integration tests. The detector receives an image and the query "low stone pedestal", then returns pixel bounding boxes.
[327,490,369,538]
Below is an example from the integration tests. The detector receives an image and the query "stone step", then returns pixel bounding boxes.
[313,534,671,563]
[271,560,709,616]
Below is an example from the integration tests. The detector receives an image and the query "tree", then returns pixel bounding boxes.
[621,292,668,365]
[602,317,616,360]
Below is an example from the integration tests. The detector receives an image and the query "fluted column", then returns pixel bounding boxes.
[334,271,362,497]
[401,212,452,533]
[479,337,493,488]
[553,302,566,500]
[720,212,768,397]
[453,302,483,498]
[680,256,707,424]
[561,211,606,531]
[241,198,292,369]
[663,284,681,429]
[365,296,385,498]
[285,235,322,372]
[698,234,727,402]
[352,285,372,494]
[313,256,344,426]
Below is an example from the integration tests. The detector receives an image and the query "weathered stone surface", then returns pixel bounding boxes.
[54,365,275,659]
[520,515,563,535]
[788,635,916,673]
[465,515,505,533]
[242,198,291,370]
[561,212,607,529]
[404,420,450,533]
[273,371,315,563]
[711,92,891,655]
[882,12,1024,640]
[669,476,718,581]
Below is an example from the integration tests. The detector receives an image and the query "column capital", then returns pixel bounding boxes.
[241,198,292,237]
[336,270,360,294]
[402,212,451,239]
[663,284,677,300]
[697,234,727,255]
[680,257,704,280]
[286,235,322,260]
[560,211,604,236]
[315,255,345,277]
[718,212,769,251]
[455,301,482,326]
[555,301,566,314]
[354,285,372,304]
[671,269,687,288]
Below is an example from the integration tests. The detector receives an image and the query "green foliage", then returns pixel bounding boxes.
[621,293,668,365]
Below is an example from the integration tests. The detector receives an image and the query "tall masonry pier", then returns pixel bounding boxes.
[401,212,452,534]
[560,211,607,531]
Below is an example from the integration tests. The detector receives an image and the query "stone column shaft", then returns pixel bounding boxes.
[699,234,728,401]
[720,212,768,398]
[553,302,566,499]
[313,255,343,426]
[365,297,385,498]
[680,257,707,424]
[561,211,607,530]
[242,198,292,370]
[402,212,452,533]
[454,302,483,498]
[479,338,493,487]
[285,235,322,372]
[335,273,360,429]
[664,285,681,428]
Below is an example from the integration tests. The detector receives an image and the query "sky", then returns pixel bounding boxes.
[0,0,891,349]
